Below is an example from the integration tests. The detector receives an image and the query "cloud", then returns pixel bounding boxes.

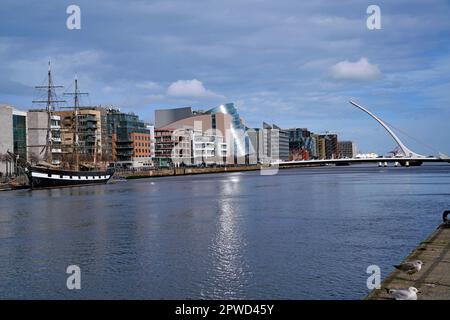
[0,1,449,154]
[0,78,31,96]
[136,81,162,91]
[331,58,381,81]
[166,79,221,98]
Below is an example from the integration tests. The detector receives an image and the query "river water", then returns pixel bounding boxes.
[0,164,449,299]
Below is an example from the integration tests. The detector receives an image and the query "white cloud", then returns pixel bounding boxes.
[166,79,220,98]
[331,58,381,81]
[136,81,162,91]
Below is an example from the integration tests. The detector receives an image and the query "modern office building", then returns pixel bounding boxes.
[0,104,28,176]
[154,128,192,167]
[287,128,317,160]
[274,124,290,161]
[189,130,226,165]
[0,106,28,154]
[147,124,156,158]
[204,103,246,130]
[318,133,338,159]
[107,108,151,168]
[260,123,289,162]
[314,134,327,160]
[338,141,358,159]
[0,105,15,176]
[326,133,338,159]
[27,110,62,165]
[155,107,194,129]
[156,112,231,166]
[154,103,251,165]
[204,103,249,164]
[12,109,27,161]
[130,131,152,168]
[57,107,111,164]
[247,128,263,164]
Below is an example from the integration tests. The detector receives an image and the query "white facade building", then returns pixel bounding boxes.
[27,110,62,165]
[192,130,227,165]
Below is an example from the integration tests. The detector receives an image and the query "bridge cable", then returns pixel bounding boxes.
[382,119,440,154]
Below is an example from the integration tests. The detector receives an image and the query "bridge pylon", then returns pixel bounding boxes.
[349,100,426,158]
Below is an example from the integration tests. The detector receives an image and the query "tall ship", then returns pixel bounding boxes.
[24,63,114,189]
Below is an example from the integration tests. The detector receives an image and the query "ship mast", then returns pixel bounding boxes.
[64,75,88,171]
[32,61,65,164]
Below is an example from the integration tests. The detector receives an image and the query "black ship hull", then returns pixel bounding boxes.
[26,166,114,189]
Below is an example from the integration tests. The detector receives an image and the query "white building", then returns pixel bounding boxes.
[27,110,62,165]
[147,124,156,158]
[192,130,227,165]
[0,104,28,176]
[250,122,290,164]
[355,152,379,159]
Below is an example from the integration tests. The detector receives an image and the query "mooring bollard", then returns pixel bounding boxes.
[440,210,450,228]
[443,210,450,222]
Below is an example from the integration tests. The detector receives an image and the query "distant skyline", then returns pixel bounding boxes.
[0,0,449,155]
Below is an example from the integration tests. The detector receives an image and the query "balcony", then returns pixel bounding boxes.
[117,151,133,156]
[80,123,97,129]
[77,114,97,120]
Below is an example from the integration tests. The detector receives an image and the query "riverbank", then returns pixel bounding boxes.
[115,165,262,179]
[115,162,327,180]
[366,219,450,300]
[0,164,321,191]
[0,183,29,192]
[1,162,443,191]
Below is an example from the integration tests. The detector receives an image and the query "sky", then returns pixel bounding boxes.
[0,0,449,155]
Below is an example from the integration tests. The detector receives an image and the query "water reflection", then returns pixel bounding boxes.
[202,175,250,299]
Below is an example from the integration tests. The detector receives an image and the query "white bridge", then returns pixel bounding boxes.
[274,100,450,167]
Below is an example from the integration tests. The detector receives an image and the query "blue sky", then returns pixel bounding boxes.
[0,0,449,154]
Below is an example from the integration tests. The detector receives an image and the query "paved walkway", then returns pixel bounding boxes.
[367,225,450,300]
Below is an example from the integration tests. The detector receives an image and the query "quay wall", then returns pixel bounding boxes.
[366,222,450,300]
[115,165,262,179]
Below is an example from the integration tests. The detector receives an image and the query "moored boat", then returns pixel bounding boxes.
[26,166,114,189]
[23,63,115,189]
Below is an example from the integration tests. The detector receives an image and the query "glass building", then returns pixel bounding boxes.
[288,128,318,160]
[12,110,27,161]
[107,109,150,164]
[205,103,246,131]
[205,103,250,162]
